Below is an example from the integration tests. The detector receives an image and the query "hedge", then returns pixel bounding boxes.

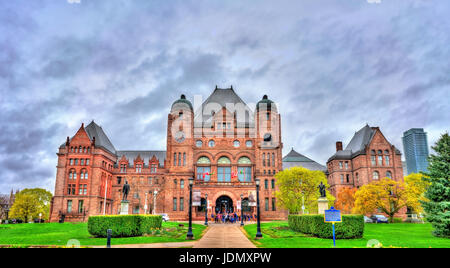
[288,214,364,239]
[88,215,162,238]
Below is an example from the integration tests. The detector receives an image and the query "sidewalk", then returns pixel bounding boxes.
[92,241,196,248]
[193,223,256,248]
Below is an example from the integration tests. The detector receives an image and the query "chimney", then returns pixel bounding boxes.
[336,141,343,152]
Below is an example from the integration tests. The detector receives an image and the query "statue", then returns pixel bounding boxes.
[318,182,326,198]
[122,180,130,201]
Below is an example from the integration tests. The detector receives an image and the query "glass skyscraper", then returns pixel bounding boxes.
[402,128,429,175]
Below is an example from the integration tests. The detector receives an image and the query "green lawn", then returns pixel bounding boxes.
[0,222,207,247]
[243,221,450,248]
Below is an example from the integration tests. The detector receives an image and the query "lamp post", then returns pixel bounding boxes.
[300,180,305,214]
[144,192,148,214]
[204,194,208,226]
[240,194,244,226]
[255,178,263,239]
[186,178,194,240]
[153,190,158,214]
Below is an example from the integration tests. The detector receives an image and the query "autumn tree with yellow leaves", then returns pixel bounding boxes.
[353,177,428,223]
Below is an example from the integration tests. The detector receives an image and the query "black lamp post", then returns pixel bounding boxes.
[186,177,194,240]
[255,178,263,239]
[240,194,244,226]
[204,194,208,226]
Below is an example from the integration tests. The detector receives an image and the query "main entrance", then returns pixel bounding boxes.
[215,195,233,213]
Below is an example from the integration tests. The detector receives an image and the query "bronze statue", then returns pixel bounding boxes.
[122,180,130,201]
[318,182,326,198]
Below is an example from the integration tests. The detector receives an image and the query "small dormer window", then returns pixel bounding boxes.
[179,112,183,119]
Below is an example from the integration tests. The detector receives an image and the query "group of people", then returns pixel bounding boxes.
[211,212,257,224]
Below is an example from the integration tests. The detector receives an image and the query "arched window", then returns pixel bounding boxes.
[217,157,231,182]
[386,171,392,179]
[73,171,77,180]
[180,179,185,189]
[238,157,252,182]
[197,157,211,181]
[384,150,389,155]
[267,153,270,167]
[70,147,74,153]
[87,147,90,153]
[79,146,82,153]
[272,153,275,167]
[84,170,88,180]
[83,147,86,153]
[173,153,177,166]
[69,171,73,180]
[80,170,84,180]
[373,171,379,180]
[385,155,390,166]
[183,152,186,166]
[262,153,266,166]
[378,155,383,166]
[178,152,181,166]
[174,179,177,187]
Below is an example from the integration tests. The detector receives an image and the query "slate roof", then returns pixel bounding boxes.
[116,150,166,167]
[327,124,401,162]
[194,86,255,128]
[282,148,326,172]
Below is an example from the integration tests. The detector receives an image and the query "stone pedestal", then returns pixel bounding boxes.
[318,197,328,214]
[120,201,129,215]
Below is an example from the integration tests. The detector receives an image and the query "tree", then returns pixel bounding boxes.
[353,178,422,223]
[335,187,357,214]
[404,173,430,214]
[421,133,450,237]
[274,167,334,214]
[9,188,52,222]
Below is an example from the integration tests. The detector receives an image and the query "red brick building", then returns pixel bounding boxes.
[49,86,286,222]
[326,124,405,201]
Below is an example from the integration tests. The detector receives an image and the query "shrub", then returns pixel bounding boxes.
[393,217,403,223]
[88,215,162,237]
[288,214,364,239]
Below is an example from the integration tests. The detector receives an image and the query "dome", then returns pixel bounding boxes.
[256,95,276,112]
[171,94,193,111]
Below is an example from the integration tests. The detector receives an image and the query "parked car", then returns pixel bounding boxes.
[364,216,374,223]
[370,215,389,223]
[159,213,169,222]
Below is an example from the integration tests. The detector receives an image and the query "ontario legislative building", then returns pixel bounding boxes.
[49,86,286,222]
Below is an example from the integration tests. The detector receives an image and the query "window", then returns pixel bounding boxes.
[208,140,215,147]
[373,171,379,180]
[73,171,77,180]
[173,198,177,211]
[120,164,126,173]
[180,197,184,211]
[180,179,185,189]
[79,184,87,195]
[246,140,252,147]
[385,156,390,166]
[268,170,271,175]
[378,150,382,155]
[272,198,276,211]
[378,156,383,166]
[151,164,157,173]
[86,159,90,165]
[371,156,376,166]
[272,153,275,167]
[265,198,269,211]
[148,177,152,184]
[179,112,183,119]
[78,200,84,213]
[196,140,203,147]
[136,164,142,173]
[271,179,275,189]
[67,200,72,213]
[386,171,392,179]
[174,179,177,188]
[178,153,182,166]
[69,171,73,180]
[267,153,270,167]
[197,166,211,181]
[183,153,186,166]
[262,153,266,166]
[266,112,270,120]
[340,175,344,183]
[265,179,268,189]
[75,159,78,165]
[233,140,240,148]
[67,184,75,195]
[217,167,231,182]
[70,147,74,153]
[346,174,350,183]
[80,170,84,180]
[78,146,82,153]
[345,162,348,169]
[81,159,84,166]
[70,159,73,165]
[339,162,343,169]
[174,153,177,166]
[356,173,359,183]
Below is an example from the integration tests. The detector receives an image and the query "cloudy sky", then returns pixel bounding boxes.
[1,0,449,194]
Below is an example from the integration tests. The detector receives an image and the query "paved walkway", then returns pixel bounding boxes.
[193,223,256,248]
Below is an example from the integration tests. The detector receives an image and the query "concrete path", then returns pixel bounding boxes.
[193,223,256,248]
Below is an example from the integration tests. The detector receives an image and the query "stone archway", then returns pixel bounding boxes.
[215,195,233,213]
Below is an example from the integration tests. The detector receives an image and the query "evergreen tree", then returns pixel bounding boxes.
[421,133,450,237]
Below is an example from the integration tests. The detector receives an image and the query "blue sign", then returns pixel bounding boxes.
[324,207,342,223]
